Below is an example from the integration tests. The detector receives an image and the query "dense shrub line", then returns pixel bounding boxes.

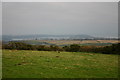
[2,41,120,54]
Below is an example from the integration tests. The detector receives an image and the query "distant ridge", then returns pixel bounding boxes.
[2,34,95,41]
[2,34,118,41]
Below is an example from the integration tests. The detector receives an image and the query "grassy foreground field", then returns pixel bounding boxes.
[2,50,118,78]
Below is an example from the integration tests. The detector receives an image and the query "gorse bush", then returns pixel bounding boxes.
[2,41,120,54]
[100,43,120,54]
[2,42,34,50]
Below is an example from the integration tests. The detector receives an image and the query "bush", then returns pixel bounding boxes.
[63,44,80,52]
[101,43,120,54]
[69,44,80,52]
[2,42,34,50]
[63,46,70,51]
[2,41,120,55]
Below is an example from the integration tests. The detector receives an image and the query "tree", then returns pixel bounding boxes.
[69,44,80,52]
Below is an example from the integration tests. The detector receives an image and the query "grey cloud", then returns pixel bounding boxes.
[2,2,118,37]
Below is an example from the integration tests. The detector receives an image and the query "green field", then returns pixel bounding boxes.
[2,50,118,78]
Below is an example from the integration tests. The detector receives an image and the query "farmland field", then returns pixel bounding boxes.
[21,40,119,46]
[2,50,118,78]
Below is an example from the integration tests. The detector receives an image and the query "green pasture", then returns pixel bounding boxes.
[2,50,118,78]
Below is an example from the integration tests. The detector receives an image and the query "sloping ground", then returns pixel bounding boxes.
[34,40,119,45]
[0,41,2,49]
[0,41,2,78]
[2,50,118,78]
[21,40,119,46]
[0,49,1,79]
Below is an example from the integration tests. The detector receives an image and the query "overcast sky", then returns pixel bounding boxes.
[0,2,2,37]
[2,2,118,37]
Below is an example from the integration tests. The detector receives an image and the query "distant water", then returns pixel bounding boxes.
[11,39,24,41]
[2,34,94,41]
[3,36,70,41]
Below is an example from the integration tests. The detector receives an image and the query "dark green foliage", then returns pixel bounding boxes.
[37,45,51,51]
[2,41,120,54]
[63,46,70,51]
[69,44,80,52]
[37,45,46,51]
[100,43,120,54]
[2,41,63,51]
[2,42,34,50]
[62,44,80,52]
[50,45,59,51]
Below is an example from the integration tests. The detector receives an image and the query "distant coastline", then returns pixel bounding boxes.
[2,34,118,41]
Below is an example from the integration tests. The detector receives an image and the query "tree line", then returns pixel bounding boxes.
[2,41,120,54]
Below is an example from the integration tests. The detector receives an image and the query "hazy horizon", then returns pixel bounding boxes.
[2,2,118,38]
[1,34,118,38]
